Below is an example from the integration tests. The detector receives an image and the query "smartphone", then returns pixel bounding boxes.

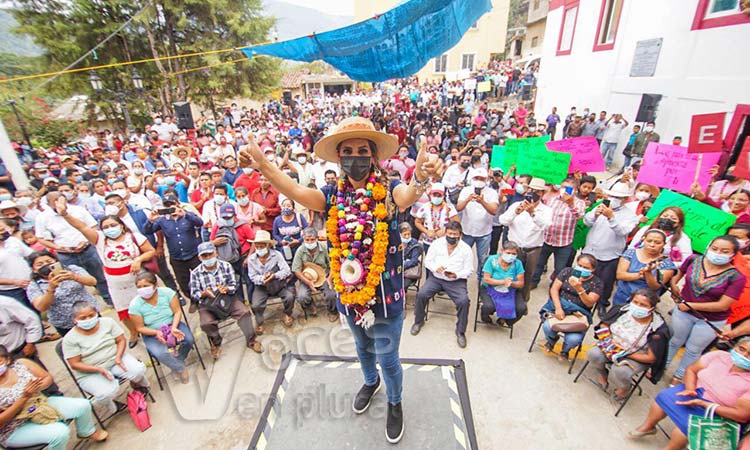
[157,168,170,175]
[158,207,176,215]
[49,262,63,276]
[602,199,611,207]
[524,193,536,203]
[564,186,574,195]
[571,268,583,278]
[474,187,483,195]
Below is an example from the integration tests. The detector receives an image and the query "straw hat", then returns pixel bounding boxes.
[301,262,327,288]
[313,117,398,163]
[250,230,277,246]
[605,182,631,198]
[0,200,27,216]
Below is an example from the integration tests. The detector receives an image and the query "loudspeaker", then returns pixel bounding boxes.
[173,102,195,129]
[282,91,292,105]
[635,94,661,123]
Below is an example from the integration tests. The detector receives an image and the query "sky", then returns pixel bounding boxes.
[280,0,354,16]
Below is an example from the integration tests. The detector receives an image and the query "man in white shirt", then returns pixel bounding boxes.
[311,158,339,189]
[601,114,629,169]
[151,116,173,141]
[442,153,472,202]
[0,222,33,309]
[410,222,474,348]
[456,169,499,280]
[35,192,113,306]
[289,149,315,187]
[498,182,552,302]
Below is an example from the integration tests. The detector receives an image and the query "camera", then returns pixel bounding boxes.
[158,207,176,215]
[492,170,502,178]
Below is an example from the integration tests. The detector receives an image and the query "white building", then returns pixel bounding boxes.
[535,0,750,166]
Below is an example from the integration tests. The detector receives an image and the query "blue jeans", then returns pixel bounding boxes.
[542,319,585,353]
[345,312,404,405]
[462,234,491,281]
[4,396,97,450]
[601,142,618,167]
[57,245,112,306]
[666,307,726,379]
[532,243,573,285]
[143,322,194,373]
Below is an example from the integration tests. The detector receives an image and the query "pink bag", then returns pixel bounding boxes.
[127,390,152,432]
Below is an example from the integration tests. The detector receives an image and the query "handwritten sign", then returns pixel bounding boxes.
[463,78,477,90]
[546,137,605,173]
[688,112,726,153]
[477,80,491,93]
[646,190,736,253]
[636,143,721,195]
[520,148,571,184]
[490,145,511,172]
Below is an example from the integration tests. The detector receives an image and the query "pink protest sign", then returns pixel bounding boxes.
[636,143,721,195]
[545,137,605,173]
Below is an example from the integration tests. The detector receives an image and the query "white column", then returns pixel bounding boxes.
[0,116,30,190]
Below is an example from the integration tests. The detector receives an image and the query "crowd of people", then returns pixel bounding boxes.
[0,71,749,449]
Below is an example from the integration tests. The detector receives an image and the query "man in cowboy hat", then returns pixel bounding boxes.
[582,181,639,313]
[190,242,262,358]
[238,116,442,444]
[292,227,337,322]
[246,230,296,331]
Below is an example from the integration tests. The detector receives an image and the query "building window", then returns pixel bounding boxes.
[531,36,539,47]
[556,2,579,56]
[593,0,624,51]
[433,54,448,73]
[461,54,475,71]
[692,0,749,29]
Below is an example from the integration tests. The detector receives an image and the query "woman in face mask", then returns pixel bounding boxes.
[414,183,458,252]
[0,344,109,449]
[399,223,422,291]
[57,195,155,347]
[587,289,669,401]
[630,337,750,448]
[540,254,603,362]
[625,183,659,218]
[272,198,308,262]
[724,224,750,339]
[479,241,525,325]
[666,235,746,386]
[234,187,267,232]
[25,250,99,337]
[614,229,677,307]
[629,206,693,266]
[63,302,150,416]
[128,271,194,385]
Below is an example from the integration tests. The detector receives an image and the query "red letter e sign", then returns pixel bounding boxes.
[688,112,725,153]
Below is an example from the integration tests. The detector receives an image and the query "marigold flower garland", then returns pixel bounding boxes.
[327,174,389,328]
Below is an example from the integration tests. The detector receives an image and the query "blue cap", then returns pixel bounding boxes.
[197,242,216,255]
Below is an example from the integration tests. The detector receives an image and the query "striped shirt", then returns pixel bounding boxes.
[543,196,586,247]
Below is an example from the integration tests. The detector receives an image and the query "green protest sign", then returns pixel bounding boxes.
[573,200,603,250]
[518,148,571,184]
[490,145,513,172]
[645,189,736,253]
[491,135,557,177]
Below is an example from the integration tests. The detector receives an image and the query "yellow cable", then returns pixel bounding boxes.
[0,45,264,84]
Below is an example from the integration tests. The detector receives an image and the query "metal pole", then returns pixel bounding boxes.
[0,115,31,190]
[118,92,133,135]
[7,100,33,151]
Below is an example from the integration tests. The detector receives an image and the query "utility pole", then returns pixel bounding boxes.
[7,100,33,151]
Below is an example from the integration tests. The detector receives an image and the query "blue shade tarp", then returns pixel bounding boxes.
[242,0,492,82]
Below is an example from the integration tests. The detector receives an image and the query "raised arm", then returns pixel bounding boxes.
[55,197,98,245]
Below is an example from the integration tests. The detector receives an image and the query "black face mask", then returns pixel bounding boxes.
[460,161,470,169]
[446,236,459,246]
[340,156,371,182]
[326,180,336,187]
[37,263,53,278]
[0,231,10,241]
[657,217,676,231]
[725,174,738,183]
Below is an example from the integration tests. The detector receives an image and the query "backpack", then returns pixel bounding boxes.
[215,224,242,263]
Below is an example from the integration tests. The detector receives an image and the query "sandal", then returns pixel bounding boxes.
[540,342,554,353]
[627,428,656,438]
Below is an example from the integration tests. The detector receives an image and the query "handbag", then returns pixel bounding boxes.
[547,312,589,333]
[200,293,236,320]
[15,394,63,425]
[129,233,159,273]
[487,287,517,320]
[447,171,469,204]
[127,390,152,432]
[403,263,421,280]
[687,403,740,450]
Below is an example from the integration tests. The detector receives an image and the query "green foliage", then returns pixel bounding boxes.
[7,0,280,123]
[29,118,83,148]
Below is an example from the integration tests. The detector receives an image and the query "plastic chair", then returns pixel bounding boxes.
[54,341,154,429]
[527,316,586,374]
[572,359,648,416]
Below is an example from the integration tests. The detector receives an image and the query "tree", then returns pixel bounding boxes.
[9,0,280,122]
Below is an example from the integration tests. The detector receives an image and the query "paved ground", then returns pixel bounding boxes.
[35,268,680,450]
